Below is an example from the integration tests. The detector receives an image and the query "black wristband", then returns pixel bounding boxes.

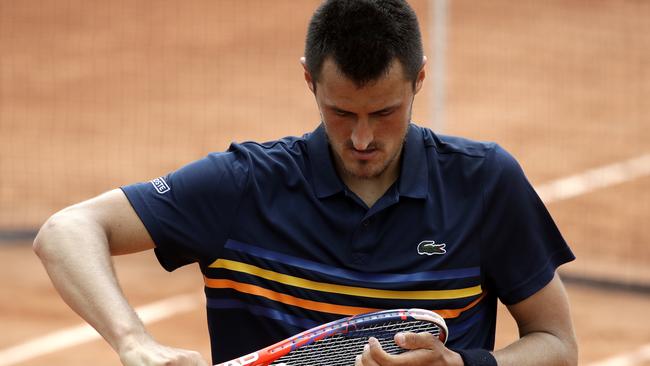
[455,349,498,366]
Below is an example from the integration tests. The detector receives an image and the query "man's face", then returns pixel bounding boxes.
[305,58,425,181]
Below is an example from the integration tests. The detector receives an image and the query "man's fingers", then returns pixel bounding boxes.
[185,349,209,366]
[119,342,209,366]
[357,334,454,366]
[356,339,382,366]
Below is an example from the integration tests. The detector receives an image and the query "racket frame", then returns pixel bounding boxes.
[215,308,447,366]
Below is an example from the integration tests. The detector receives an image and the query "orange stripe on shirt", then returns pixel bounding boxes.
[435,291,487,318]
[204,278,380,315]
[204,277,486,319]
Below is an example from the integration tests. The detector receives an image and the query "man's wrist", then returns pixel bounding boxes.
[455,349,498,366]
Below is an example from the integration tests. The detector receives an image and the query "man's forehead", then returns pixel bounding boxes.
[320,87,407,111]
[316,59,411,107]
[318,58,409,88]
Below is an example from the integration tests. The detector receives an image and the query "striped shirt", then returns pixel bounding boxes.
[122,123,574,363]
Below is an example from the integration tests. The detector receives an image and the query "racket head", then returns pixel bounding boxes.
[215,308,447,366]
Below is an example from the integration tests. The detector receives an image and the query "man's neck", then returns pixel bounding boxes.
[345,179,393,208]
[338,160,400,209]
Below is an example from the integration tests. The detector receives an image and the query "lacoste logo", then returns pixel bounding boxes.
[150,177,170,194]
[417,240,446,255]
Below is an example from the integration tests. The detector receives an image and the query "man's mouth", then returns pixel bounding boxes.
[350,148,378,161]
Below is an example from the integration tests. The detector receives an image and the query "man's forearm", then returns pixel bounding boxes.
[494,331,578,366]
[33,209,150,353]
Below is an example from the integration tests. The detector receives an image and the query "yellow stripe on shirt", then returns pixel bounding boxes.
[209,259,482,300]
[203,277,487,318]
[204,278,381,315]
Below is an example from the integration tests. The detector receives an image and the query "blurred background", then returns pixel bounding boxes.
[1,0,648,365]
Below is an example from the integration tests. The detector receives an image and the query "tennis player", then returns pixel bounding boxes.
[34,1,577,365]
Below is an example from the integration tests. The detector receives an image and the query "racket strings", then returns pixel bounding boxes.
[270,320,441,366]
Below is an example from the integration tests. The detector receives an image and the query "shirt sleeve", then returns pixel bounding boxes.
[480,145,575,305]
[121,151,249,271]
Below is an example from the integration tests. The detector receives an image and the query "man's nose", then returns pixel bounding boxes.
[351,118,373,150]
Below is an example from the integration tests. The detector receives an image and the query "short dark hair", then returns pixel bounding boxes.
[304,0,424,88]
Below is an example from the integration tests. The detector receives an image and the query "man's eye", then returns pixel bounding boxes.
[335,110,350,117]
[376,110,393,117]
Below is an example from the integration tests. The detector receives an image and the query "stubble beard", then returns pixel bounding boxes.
[337,130,408,181]
[325,102,413,181]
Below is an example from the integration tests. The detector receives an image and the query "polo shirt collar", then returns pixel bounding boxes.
[307,124,345,198]
[306,123,428,199]
[399,123,429,199]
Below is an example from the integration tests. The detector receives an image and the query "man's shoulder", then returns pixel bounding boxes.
[213,133,313,179]
[410,124,522,184]
[411,124,498,159]
[227,133,310,157]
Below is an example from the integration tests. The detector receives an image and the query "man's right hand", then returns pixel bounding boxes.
[33,189,209,365]
[118,335,209,366]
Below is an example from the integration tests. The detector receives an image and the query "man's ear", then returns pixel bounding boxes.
[300,57,316,94]
[414,55,427,94]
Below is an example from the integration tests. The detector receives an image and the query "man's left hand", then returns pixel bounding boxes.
[354,332,463,366]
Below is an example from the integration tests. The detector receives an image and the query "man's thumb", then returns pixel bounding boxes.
[394,332,438,350]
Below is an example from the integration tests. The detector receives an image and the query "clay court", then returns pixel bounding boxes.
[1,0,649,365]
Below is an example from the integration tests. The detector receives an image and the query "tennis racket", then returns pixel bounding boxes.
[214,308,447,366]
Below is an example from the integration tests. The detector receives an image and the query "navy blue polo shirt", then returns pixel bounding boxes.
[121,123,574,364]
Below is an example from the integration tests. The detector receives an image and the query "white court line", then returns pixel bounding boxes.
[1,154,648,366]
[536,153,650,366]
[535,153,650,204]
[0,292,201,366]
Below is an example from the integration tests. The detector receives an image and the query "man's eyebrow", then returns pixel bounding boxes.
[331,106,351,113]
[324,104,353,114]
[323,102,344,109]
[370,102,402,114]
[325,102,402,114]
[371,106,396,114]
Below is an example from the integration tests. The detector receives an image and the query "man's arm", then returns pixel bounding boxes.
[355,273,577,366]
[494,273,578,365]
[33,188,208,366]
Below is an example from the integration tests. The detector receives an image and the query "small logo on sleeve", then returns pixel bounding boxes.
[417,240,446,255]
[150,177,170,194]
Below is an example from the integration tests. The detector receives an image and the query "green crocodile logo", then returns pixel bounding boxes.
[417,240,446,255]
